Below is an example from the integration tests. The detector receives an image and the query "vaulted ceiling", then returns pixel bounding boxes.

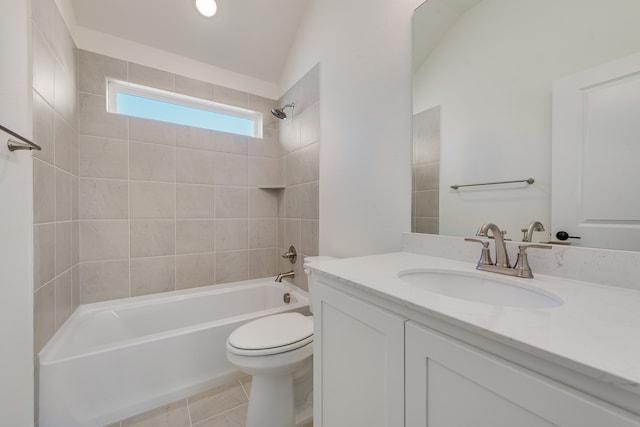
[70,0,310,83]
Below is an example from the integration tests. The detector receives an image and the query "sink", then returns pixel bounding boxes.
[397,269,563,308]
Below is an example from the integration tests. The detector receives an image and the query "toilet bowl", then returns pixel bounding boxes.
[225,256,335,427]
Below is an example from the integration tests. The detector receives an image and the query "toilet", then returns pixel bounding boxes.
[226,256,335,427]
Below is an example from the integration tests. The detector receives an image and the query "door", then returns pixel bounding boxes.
[552,52,640,250]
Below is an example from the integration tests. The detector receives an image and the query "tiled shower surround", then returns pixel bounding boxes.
[412,106,440,234]
[32,0,320,413]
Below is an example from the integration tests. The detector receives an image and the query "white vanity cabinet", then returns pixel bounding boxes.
[405,322,640,427]
[312,273,640,427]
[312,279,405,427]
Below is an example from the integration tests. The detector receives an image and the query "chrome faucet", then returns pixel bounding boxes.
[477,223,510,268]
[275,271,295,282]
[522,221,545,243]
[467,223,552,278]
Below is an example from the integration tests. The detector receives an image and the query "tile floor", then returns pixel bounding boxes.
[105,376,313,427]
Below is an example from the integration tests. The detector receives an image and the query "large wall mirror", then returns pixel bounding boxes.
[412,0,640,251]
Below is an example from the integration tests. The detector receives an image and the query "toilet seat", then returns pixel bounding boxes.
[227,312,313,356]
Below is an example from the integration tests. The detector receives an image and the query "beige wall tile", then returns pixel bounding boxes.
[215,251,248,284]
[175,125,214,151]
[248,126,278,158]
[215,187,248,218]
[415,190,439,218]
[300,181,319,220]
[32,0,53,43]
[72,173,79,221]
[176,220,214,254]
[414,162,439,191]
[299,102,320,147]
[54,59,77,127]
[279,118,300,156]
[79,92,128,139]
[55,222,73,274]
[129,117,175,146]
[79,135,129,179]
[413,106,441,165]
[248,156,278,186]
[210,132,248,155]
[72,265,80,311]
[249,219,277,249]
[80,260,130,303]
[79,178,128,219]
[54,114,74,172]
[250,248,277,279]
[33,31,56,110]
[121,400,189,427]
[214,152,247,186]
[130,220,175,258]
[188,380,248,424]
[249,95,277,128]
[177,148,214,184]
[130,256,176,296]
[56,169,73,221]
[300,220,319,257]
[284,185,301,219]
[130,181,175,219]
[175,254,214,290]
[284,219,301,254]
[213,85,248,109]
[80,220,129,261]
[214,220,248,252]
[72,220,80,265]
[175,75,214,100]
[55,269,73,329]
[299,142,319,184]
[128,63,175,92]
[79,50,127,96]
[415,217,439,235]
[34,281,56,354]
[248,188,277,219]
[130,141,176,182]
[34,223,55,289]
[176,184,214,219]
[34,159,56,224]
[52,6,76,76]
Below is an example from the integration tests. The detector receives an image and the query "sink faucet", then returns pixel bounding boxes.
[477,223,510,268]
[467,223,552,278]
[522,221,545,243]
[275,271,295,283]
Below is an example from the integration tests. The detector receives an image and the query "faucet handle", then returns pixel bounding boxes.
[465,238,493,266]
[514,244,552,278]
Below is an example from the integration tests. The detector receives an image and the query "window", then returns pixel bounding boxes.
[107,80,262,138]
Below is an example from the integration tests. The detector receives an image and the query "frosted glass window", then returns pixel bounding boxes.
[107,80,262,138]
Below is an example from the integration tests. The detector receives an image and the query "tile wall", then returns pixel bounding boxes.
[32,0,80,357]
[412,106,440,234]
[277,65,320,291]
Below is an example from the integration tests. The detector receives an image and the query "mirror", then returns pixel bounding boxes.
[412,0,640,250]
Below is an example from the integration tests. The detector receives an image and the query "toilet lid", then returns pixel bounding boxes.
[227,313,313,355]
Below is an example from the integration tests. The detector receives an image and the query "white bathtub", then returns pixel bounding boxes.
[38,278,310,427]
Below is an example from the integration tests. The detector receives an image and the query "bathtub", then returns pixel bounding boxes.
[38,278,309,427]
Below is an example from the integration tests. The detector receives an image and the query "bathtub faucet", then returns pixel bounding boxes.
[275,271,295,282]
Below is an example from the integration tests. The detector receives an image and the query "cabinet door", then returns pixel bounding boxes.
[406,322,640,427]
[313,281,405,427]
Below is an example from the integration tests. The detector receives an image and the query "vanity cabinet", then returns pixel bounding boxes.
[405,322,639,427]
[312,280,405,427]
[312,275,640,427]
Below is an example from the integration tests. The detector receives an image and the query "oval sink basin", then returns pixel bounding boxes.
[397,269,563,308]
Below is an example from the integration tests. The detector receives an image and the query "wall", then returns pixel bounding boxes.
[32,0,80,380]
[277,65,320,291]
[0,0,35,424]
[413,0,640,239]
[279,0,423,258]
[76,50,286,302]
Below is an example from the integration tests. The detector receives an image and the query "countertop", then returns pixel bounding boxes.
[309,252,640,396]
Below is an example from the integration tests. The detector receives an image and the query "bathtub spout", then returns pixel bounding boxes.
[275,271,295,282]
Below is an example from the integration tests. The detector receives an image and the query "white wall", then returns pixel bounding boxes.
[280,0,424,257]
[413,0,640,240]
[0,0,34,425]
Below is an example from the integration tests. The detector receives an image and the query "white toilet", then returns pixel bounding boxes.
[226,256,334,427]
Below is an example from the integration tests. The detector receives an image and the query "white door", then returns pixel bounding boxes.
[0,0,34,425]
[552,52,640,250]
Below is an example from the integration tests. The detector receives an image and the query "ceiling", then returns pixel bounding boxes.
[70,0,310,83]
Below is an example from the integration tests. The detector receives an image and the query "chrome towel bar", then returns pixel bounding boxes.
[1,123,42,152]
[450,178,534,190]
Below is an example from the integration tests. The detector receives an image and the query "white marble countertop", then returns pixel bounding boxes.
[309,252,640,396]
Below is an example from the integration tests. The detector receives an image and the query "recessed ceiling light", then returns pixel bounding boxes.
[195,0,218,17]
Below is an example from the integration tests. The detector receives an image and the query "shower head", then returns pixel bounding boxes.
[271,103,295,120]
